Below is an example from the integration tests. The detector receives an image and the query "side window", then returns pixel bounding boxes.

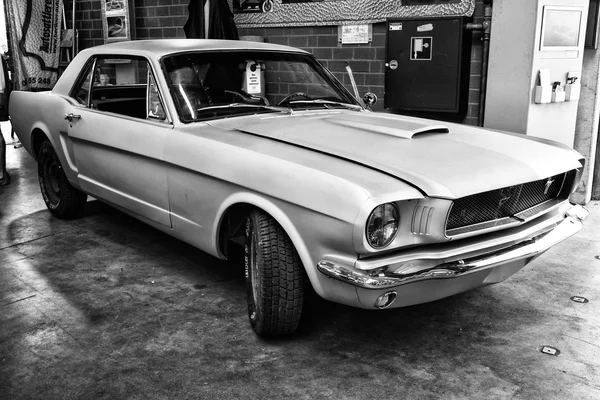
[92,58,148,87]
[71,60,95,106]
[147,71,167,121]
[88,57,151,120]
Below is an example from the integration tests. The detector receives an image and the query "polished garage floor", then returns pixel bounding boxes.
[1,123,600,400]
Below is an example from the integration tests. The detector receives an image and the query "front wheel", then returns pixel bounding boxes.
[38,140,87,219]
[245,210,304,336]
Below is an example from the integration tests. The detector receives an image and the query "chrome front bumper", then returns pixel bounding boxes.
[317,204,588,290]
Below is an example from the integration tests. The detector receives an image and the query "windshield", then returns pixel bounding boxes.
[162,51,361,122]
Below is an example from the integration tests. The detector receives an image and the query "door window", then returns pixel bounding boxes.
[70,56,167,122]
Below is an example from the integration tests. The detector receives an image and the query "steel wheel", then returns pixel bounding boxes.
[37,140,87,219]
[42,155,61,205]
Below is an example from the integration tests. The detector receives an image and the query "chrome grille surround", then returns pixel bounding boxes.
[445,170,576,237]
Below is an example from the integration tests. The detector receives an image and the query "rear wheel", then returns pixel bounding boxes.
[245,209,304,336]
[38,140,87,219]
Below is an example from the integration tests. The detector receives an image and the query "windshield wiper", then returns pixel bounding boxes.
[196,103,291,114]
[287,99,363,111]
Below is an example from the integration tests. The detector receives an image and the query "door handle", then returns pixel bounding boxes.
[64,113,81,122]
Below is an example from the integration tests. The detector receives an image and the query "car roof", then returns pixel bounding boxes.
[52,38,313,99]
[78,39,310,59]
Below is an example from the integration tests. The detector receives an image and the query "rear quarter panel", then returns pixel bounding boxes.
[9,91,80,184]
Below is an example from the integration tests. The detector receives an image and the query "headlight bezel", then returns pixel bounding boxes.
[365,202,400,249]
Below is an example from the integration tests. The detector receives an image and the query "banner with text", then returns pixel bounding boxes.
[7,0,63,91]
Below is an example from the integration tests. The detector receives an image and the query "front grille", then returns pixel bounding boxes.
[446,170,576,236]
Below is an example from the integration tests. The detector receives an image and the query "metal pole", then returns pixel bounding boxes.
[478,2,492,127]
[465,1,492,127]
[72,0,76,57]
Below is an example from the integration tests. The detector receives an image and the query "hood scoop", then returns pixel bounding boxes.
[328,114,449,139]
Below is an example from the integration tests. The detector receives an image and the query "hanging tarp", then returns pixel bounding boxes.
[184,0,239,40]
[6,0,63,91]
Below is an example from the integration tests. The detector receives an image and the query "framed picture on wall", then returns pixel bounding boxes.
[101,0,136,43]
[540,5,585,51]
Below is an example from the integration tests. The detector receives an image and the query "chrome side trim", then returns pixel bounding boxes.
[318,205,588,289]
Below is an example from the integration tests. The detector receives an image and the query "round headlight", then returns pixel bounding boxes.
[366,203,400,249]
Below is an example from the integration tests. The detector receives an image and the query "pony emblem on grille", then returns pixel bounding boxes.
[499,186,516,206]
[544,177,555,195]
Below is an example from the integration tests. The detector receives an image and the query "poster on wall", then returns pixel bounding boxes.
[402,0,460,4]
[233,0,274,13]
[282,0,342,3]
[233,0,475,28]
[5,0,63,91]
[101,0,136,43]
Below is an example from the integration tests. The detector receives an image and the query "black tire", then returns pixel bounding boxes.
[37,140,87,219]
[245,209,304,336]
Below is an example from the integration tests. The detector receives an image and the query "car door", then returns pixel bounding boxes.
[66,55,172,227]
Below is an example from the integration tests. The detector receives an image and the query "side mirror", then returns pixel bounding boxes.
[363,92,378,110]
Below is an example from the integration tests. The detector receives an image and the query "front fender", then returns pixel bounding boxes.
[213,191,360,301]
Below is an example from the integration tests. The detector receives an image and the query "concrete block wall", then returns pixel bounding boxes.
[63,0,484,124]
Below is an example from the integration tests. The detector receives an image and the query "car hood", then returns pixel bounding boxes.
[208,110,583,199]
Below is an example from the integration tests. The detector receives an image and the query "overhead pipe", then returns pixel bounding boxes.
[466,0,492,127]
[72,0,77,56]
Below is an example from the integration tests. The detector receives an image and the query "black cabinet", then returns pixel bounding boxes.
[385,17,471,116]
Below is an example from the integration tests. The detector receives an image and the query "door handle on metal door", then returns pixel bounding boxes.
[64,113,81,121]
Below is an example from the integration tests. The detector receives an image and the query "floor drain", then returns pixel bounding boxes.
[570,296,589,303]
[541,346,560,356]
[595,255,600,260]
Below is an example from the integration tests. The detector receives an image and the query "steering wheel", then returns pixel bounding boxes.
[224,89,249,102]
[278,92,310,105]
[224,89,270,105]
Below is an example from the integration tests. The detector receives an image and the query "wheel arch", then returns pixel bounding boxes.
[214,192,315,278]
[31,127,51,160]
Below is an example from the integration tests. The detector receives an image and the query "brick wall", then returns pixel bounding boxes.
[238,0,485,123]
[63,0,103,49]
[64,0,485,125]
[238,24,388,113]
[63,0,188,49]
[134,0,188,39]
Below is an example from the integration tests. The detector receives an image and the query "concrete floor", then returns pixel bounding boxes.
[1,122,600,400]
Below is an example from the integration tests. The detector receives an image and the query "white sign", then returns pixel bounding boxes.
[341,25,370,44]
[245,61,262,95]
[389,22,403,31]
[410,37,433,61]
[417,23,434,32]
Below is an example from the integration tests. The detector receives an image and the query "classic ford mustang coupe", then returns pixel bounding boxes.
[10,39,588,336]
